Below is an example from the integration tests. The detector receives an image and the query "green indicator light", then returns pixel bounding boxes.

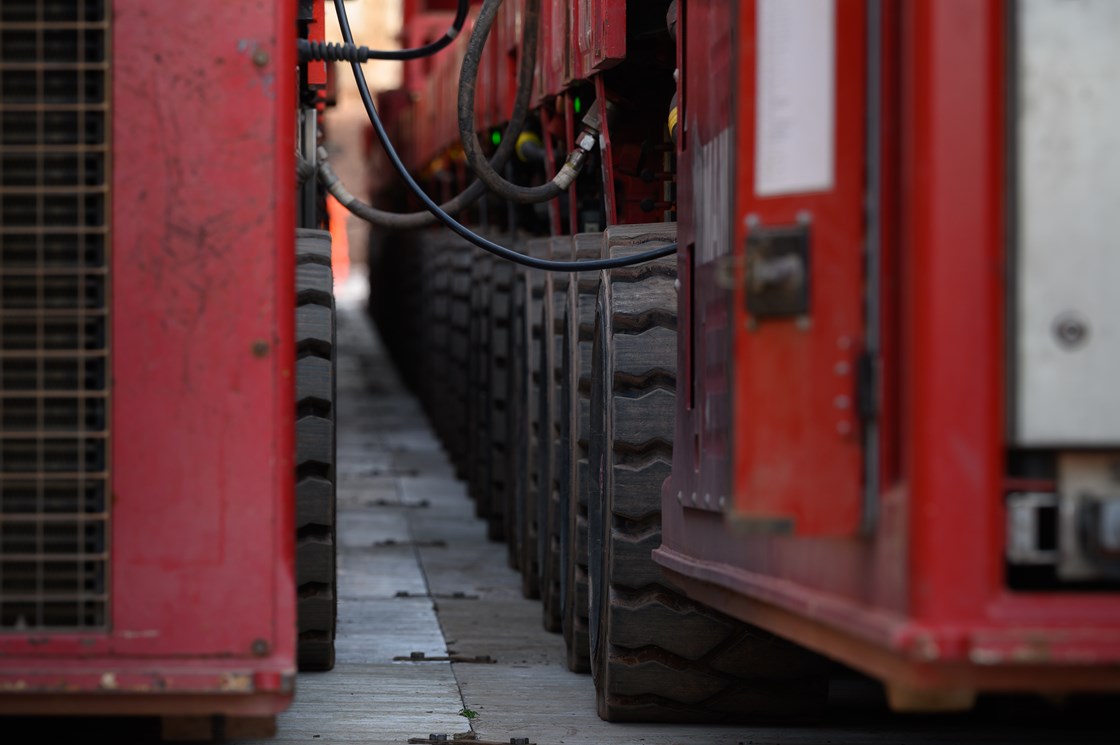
[491,130,502,146]
[573,96,583,115]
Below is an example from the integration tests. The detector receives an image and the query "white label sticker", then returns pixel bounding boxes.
[754,0,836,197]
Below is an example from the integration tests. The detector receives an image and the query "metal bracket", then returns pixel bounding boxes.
[374,539,447,548]
[744,217,811,319]
[394,591,479,600]
[394,652,496,664]
[409,737,534,745]
[368,498,431,508]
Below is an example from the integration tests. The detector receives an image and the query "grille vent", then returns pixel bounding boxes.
[1,0,110,631]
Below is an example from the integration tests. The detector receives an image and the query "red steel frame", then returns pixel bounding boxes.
[657,0,1120,707]
[0,0,297,716]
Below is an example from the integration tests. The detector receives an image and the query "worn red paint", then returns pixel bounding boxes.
[0,0,296,715]
[658,0,1120,703]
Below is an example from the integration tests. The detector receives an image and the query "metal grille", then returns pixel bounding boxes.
[0,0,110,631]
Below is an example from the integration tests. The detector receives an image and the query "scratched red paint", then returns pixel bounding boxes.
[0,0,297,715]
[657,0,1120,702]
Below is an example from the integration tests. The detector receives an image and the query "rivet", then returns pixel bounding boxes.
[834,395,850,410]
[836,421,853,436]
[1053,312,1089,349]
[251,638,269,657]
[718,496,727,510]
[252,48,270,67]
[251,339,269,357]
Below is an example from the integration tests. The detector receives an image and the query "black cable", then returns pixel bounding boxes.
[299,0,468,62]
[331,0,677,272]
[317,0,539,230]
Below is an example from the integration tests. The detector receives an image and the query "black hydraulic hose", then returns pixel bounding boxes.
[458,0,589,205]
[299,0,469,62]
[329,0,677,272]
[320,0,540,231]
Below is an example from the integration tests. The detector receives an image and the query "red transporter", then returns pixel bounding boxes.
[658,0,1120,710]
[0,0,303,735]
[361,0,1120,725]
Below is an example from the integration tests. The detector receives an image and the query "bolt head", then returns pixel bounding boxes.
[1053,312,1089,349]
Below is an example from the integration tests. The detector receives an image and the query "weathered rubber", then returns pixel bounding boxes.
[587,238,829,722]
[559,264,599,674]
[295,228,336,672]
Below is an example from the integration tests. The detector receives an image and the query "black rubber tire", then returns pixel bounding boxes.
[295,228,337,673]
[446,246,475,480]
[465,247,513,543]
[467,250,493,521]
[559,266,599,674]
[539,267,569,633]
[509,259,545,599]
[517,240,553,597]
[488,257,514,548]
[422,242,451,428]
[587,243,829,722]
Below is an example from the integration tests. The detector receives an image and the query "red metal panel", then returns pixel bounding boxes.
[496,0,522,123]
[537,0,570,102]
[589,0,626,71]
[901,0,1005,627]
[657,0,1120,704]
[666,0,738,526]
[570,0,626,81]
[730,0,867,536]
[308,0,328,91]
[401,12,456,95]
[570,0,592,82]
[0,0,296,711]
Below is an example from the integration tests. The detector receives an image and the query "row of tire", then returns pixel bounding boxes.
[368,223,826,722]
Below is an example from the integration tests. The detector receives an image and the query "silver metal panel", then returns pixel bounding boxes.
[1013,0,1120,446]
